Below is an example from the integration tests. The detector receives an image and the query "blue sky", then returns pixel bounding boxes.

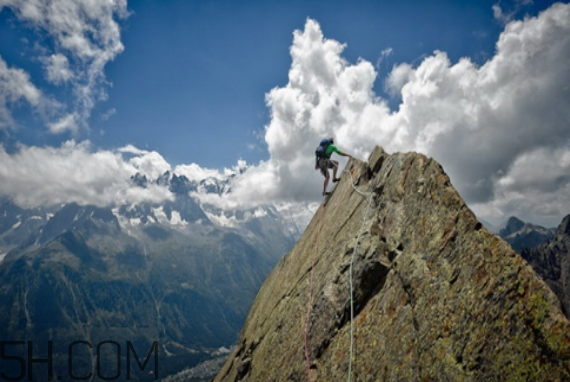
[1,0,569,227]
[100,0,506,168]
[0,0,543,167]
[100,0,504,168]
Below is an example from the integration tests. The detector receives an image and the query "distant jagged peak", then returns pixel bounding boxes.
[499,215,554,239]
[556,214,570,237]
[156,170,173,186]
[130,172,148,186]
[198,175,233,196]
[520,213,570,319]
[130,168,236,196]
[500,216,525,237]
[131,171,191,188]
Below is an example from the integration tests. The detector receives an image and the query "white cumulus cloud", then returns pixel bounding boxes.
[2,3,569,229]
[0,56,45,128]
[48,113,79,135]
[42,53,73,84]
[174,163,224,183]
[0,141,173,208]
[0,0,128,133]
[217,4,570,227]
[221,18,392,208]
[119,145,173,180]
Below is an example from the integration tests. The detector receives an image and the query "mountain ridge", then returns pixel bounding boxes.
[521,215,570,318]
[499,216,555,253]
[0,168,307,380]
[215,146,570,381]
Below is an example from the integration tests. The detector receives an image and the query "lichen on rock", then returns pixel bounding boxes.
[215,146,570,382]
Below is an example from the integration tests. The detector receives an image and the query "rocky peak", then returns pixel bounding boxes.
[498,216,555,253]
[500,216,525,237]
[39,203,120,244]
[521,214,570,318]
[156,170,173,186]
[199,175,233,195]
[557,215,570,237]
[169,173,195,195]
[130,172,149,188]
[215,146,570,382]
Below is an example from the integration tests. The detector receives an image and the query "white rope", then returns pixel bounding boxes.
[316,160,375,382]
[345,167,373,382]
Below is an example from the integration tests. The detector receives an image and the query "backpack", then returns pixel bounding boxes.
[315,138,332,159]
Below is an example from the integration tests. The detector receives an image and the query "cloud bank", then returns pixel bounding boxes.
[0,3,569,228]
[226,3,570,226]
[0,141,173,208]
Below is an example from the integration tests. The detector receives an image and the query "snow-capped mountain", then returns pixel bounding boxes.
[0,169,313,381]
[0,168,312,255]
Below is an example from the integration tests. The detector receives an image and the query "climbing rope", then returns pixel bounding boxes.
[345,167,374,382]
[304,161,374,382]
[304,199,325,382]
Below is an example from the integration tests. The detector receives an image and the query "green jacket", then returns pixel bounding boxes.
[325,144,342,158]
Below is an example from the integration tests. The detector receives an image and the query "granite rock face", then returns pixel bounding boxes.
[521,215,570,318]
[215,146,570,382]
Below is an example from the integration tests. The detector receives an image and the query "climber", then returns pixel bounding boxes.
[315,137,352,196]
